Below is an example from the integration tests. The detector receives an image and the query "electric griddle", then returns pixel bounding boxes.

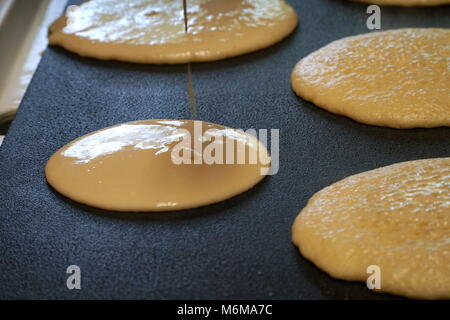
[0,0,449,299]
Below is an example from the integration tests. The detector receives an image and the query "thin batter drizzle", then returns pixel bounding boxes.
[183,0,197,117]
[182,0,188,32]
[187,63,197,117]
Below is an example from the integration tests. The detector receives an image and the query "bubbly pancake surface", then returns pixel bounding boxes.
[291,28,450,129]
[45,120,270,212]
[48,0,297,64]
[292,158,450,299]
[353,0,450,6]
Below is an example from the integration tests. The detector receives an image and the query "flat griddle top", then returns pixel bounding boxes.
[0,0,449,299]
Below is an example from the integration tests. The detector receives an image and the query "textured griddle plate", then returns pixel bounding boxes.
[0,0,449,299]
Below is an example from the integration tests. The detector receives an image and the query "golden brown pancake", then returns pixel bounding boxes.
[291,28,450,129]
[292,158,450,299]
[353,0,450,6]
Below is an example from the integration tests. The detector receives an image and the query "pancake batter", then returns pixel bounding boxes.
[48,0,298,63]
[46,120,271,211]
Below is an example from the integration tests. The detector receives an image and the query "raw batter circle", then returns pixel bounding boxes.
[292,158,450,299]
[291,28,450,129]
[45,120,270,212]
[48,0,298,64]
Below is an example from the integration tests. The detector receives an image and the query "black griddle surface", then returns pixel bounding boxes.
[0,0,449,299]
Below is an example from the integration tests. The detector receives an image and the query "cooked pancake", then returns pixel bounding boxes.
[291,28,450,129]
[292,158,450,299]
[353,0,450,6]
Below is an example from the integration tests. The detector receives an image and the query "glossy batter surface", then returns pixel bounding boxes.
[291,28,450,129]
[292,158,450,299]
[45,120,270,212]
[353,0,450,6]
[48,0,297,63]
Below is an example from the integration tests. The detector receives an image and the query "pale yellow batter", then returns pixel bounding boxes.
[292,158,450,299]
[48,0,297,64]
[291,28,450,129]
[353,0,450,6]
[45,120,270,212]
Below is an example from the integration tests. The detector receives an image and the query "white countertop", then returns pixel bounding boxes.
[0,0,67,146]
